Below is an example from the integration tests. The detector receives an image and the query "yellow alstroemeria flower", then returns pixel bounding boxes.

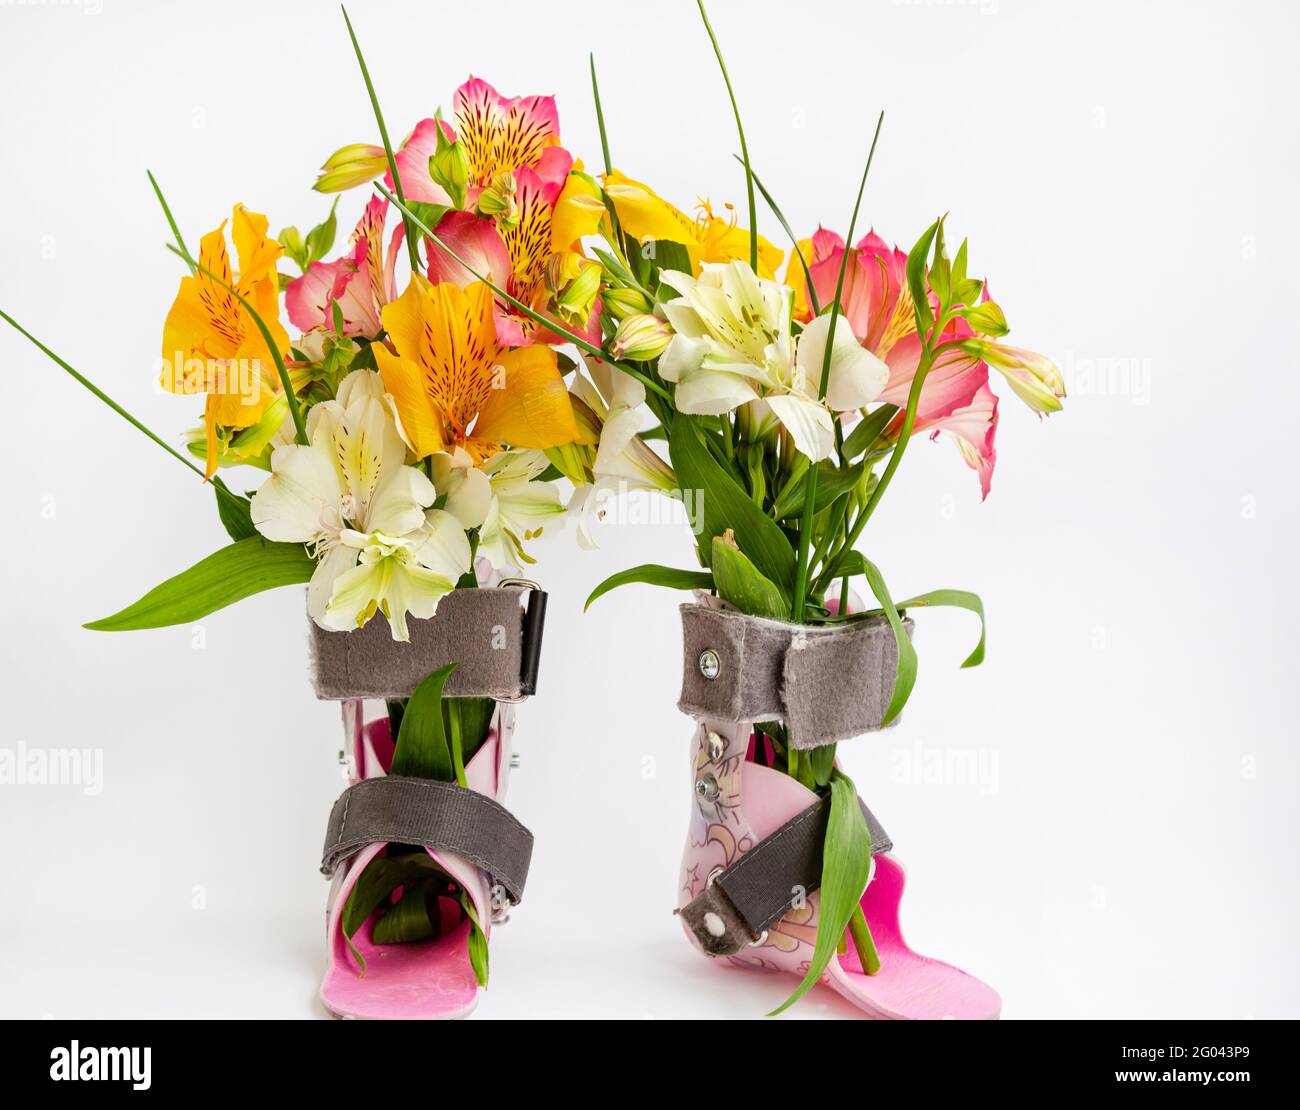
[602,170,783,278]
[374,277,579,463]
[160,205,292,476]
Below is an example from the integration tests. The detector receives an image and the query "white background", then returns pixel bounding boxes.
[1,0,1296,1020]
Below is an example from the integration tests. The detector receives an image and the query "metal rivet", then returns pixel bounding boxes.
[706,731,726,762]
[698,648,720,680]
[695,774,720,801]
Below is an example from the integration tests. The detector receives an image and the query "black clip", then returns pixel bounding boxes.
[498,579,547,700]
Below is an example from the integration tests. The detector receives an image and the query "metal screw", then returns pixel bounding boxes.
[695,774,720,801]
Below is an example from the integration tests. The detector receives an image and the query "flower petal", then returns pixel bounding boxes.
[765,392,835,462]
[250,443,341,543]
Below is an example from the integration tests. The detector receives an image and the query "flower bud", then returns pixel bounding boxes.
[428,127,470,210]
[962,339,1065,414]
[314,143,388,193]
[609,313,673,362]
[554,260,602,328]
[601,285,653,320]
[476,171,519,229]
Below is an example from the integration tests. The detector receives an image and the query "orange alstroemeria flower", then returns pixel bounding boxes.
[160,205,291,476]
[374,277,579,462]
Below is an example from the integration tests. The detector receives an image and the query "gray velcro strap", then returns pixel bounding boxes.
[678,604,913,748]
[310,586,543,701]
[321,776,534,905]
[679,796,891,957]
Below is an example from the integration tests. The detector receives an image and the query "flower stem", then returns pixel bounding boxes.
[791,112,884,619]
[848,904,881,975]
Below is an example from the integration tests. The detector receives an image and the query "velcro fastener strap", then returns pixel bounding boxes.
[677,604,912,748]
[310,586,546,701]
[321,776,534,905]
[679,796,891,957]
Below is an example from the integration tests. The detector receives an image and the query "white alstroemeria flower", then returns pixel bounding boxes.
[657,260,890,461]
[568,354,676,549]
[476,449,566,568]
[429,447,493,530]
[250,368,471,641]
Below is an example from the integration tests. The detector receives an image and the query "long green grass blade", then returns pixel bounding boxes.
[735,157,819,315]
[341,5,421,275]
[147,170,193,274]
[696,0,758,271]
[0,308,247,507]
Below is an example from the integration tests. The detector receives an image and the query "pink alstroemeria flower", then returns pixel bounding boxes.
[426,157,601,348]
[286,196,403,338]
[394,77,568,210]
[802,228,998,497]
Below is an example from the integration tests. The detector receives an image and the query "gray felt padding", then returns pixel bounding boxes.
[678,603,914,748]
[309,588,527,700]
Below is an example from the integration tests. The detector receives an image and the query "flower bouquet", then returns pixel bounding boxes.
[565,5,1065,1017]
[1,0,1063,1020]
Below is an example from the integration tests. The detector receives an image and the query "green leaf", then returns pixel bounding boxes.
[897,588,986,668]
[304,198,340,265]
[668,412,795,595]
[859,557,919,725]
[906,218,941,334]
[770,460,864,521]
[341,854,443,975]
[770,770,871,1015]
[584,564,715,611]
[842,404,898,460]
[212,477,256,541]
[807,741,837,787]
[84,537,314,631]
[391,663,458,781]
[371,880,439,945]
[711,536,787,619]
[459,890,490,987]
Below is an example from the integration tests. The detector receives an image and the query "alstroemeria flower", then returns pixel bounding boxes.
[374,277,579,462]
[426,157,601,347]
[161,205,293,477]
[657,261,888,461]
[795,228,1015,497]
[567,354,677,549]
[603,170,783,278]
[476,449,566,568]
[249,370,472,641]
[286,196,403,338]
[394,78,569,209]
